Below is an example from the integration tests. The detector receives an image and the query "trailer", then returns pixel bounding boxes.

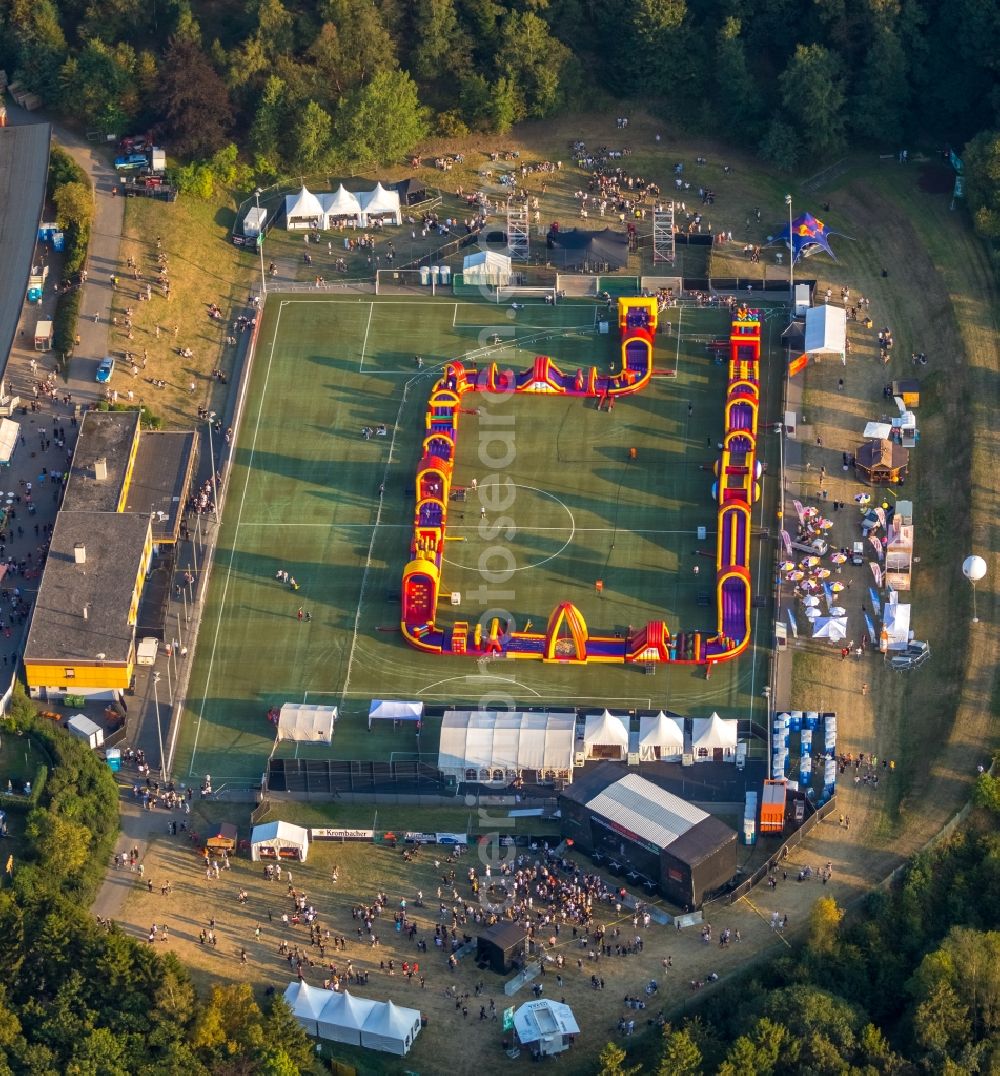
[34,319,53,351]
[67,713,105,750]
[759,778,787,834]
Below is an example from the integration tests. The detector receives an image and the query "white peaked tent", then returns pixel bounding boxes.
[812,616,849,643]
[317,990,376,1045]
[638,712,685,761]
[882,602,911,650]
[804,305,847,361]
[513,999,580,1056]
[463,250,513,286]
[250,821,310,862]
[284,981,328,1037]
[359,182,402,225]
[321,184,362,223]
[360,999,422,1056]
[284,186,324,230]
[690,712,738,761]
[276,703,337,745]
[368,699,424,730]
[584,710,630,760]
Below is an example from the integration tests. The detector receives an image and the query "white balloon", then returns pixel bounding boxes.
[962,555,987,583]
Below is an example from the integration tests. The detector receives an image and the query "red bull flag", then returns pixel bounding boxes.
[869,562,883,588]
[870,534,884,559]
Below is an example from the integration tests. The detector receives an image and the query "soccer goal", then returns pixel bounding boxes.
[494,283,559,305]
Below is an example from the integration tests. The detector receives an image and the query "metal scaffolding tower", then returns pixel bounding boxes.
[652,202,676,265]
[506,199,530,262]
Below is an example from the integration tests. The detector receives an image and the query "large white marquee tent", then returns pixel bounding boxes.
[804,304,847,362]
[276,703,337,745]
[462,250,513,286]
[249,821,310,861]
[284,983,422,1055]
[438,711,575,783]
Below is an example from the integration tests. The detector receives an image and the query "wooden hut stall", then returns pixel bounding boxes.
[205,822,237,854]
[855,439,909,486]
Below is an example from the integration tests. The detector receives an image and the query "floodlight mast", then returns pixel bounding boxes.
[785,194,794,307]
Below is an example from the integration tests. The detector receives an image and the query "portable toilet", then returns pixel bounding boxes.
[51,231,65,252]
[106,748,122,773]
[429,265,440,285]
[419,265,431,287]
[437,265,451,285]
[788,710,802,732]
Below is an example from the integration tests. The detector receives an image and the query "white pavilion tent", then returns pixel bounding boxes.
[804,304,847,361]
[0,418,20,466]
[368,699,424,730]
[358,183,402,225]
[276,703,337,745]
[437,711,575,783]
[360,999,422,1056]
[513,999,580,1057]
[882,600,911,650]
[320,184,362,225]
[690,712,738,762]
[283,981,328,1037]
[249,821,310,862]
[638,711,685,761]
[284,186,324,230]
[583,710,630,760]
[462,250,513,286]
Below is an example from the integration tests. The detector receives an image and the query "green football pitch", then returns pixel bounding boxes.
[173,295,781,782]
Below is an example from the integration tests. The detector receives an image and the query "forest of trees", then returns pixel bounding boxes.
[0,693,320,1074]
[598,800,1000,1075]
[1,0,999,257]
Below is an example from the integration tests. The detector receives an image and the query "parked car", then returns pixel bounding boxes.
[96,356,115,383]
[114,153,149,172]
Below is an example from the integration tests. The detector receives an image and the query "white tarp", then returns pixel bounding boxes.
[277,703,336,745]
[638,711,685,761]
[438,711,575,781]
[284,981,328,1037]
[583,711,630,757]
[368,699,424,729]
[805,304,847,357]
[284,186,324,229]
[360,999,422,1056]
[358,182,401,225]
[690,712,738,756]
[0,418,19,465]
[250,821,310,862]
[863,421,893,440]
[882,602,911,650]
[514,999,580,1055]
[462,250,513,286]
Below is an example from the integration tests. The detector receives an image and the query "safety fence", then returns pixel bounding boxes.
[701,796,838,912]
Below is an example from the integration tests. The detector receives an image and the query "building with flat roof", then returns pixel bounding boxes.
[24,512,153,697]
[61,411,141,514]
[125,430,197,544]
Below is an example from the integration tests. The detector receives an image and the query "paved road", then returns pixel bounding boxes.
[6,100,123,401]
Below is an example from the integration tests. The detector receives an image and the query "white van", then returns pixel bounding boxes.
[136,637,159,666]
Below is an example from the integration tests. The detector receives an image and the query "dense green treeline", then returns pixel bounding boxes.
[1,0,999,256]
[598,803,1000,1075]
[0,692,318,1074]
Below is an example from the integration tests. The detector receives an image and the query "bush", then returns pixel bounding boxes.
[52,285,82,358]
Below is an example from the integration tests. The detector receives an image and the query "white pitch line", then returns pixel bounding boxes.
[236,522,714,535]
[187,303,287,775]
[358,301,375,372]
